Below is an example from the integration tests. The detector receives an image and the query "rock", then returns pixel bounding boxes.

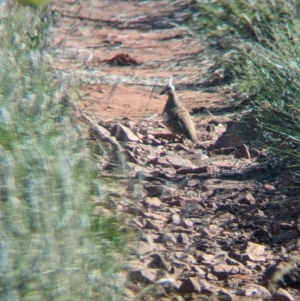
[212,264,240,280]
[234,144,251,159]
[206,272,218,281]
[144,219,165,232]
[128,241,166,256]
[143,212,168,221]
[201,224,222,238]
[252,226,272,240]
[243,241,265,256]
[161,232,177,245]
[114,149,138,163]
[177,164,216,175]
[128,262,158,284]
[217,289,233,301]
[177,233,191,245]
[214,114,261,148]
[147,253,171,271]
[244,283,271,298]
[143,197,162,208]
[198,253,215,265]
[238,193,256,205]
[177,277,201,293]
[156,154,196,169]
[264,184,276,191]
[272,288,295,301]
[212,212,235,226]
[180,217,193,228]
[229,241,266,264]
[111,123,139,142]
[143,182,174,199]
[147,128,175,139]
[191,265,206,277]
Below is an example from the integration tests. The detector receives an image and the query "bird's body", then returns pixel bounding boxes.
[160,78,198,144]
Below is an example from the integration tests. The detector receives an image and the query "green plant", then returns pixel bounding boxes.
[0,3,129,300]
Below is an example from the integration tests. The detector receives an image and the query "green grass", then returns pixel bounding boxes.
[0,3,129,300]
[192,0,300,180]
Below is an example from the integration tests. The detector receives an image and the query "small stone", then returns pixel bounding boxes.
[238,193,256,205]
[264,184,276,191]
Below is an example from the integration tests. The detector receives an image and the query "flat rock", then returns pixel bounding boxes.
[212,263,240,280]
[111,123,140,142]
[156,154,196,169]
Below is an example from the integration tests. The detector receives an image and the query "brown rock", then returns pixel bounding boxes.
[229,242,266,264]
[143,212,168,221]
[234,144,251,159]
[147,253,170,271]
[272,288,295,301]
[143,197,162,208]
[111,123,139,142]
[252,226,272,240]
[206,273,218,281]
[128,241,165,256]
[198,253,215,265]
[172,214,181,225]
[264,183,276,191]
[178,277,201,293]
[212,264,240,280]
[199,279,217,294]
[161,232,177,244]
[214,115,261,148]
[201,224,222,238]
[244,283,271,298]
[213,212,235,226]
[147,128,175,140]
[243,241,265,256]
[180,217,193,228]
[217,289,233,301]
[177,233,191,245]
[129,262,157,284]
[191,265,206,277]
[238,193,256,205]
[156,154,196,169]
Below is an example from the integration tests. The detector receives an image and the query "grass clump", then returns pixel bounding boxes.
[191,1,300,180]
[0,2,128,300]
[193,0,299,42]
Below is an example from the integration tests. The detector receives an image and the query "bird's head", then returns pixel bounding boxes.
[160,76,175,95]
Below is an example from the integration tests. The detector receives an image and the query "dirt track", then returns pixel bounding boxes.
[51,1,300,300]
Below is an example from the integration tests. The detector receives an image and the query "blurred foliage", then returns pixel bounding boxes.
[0,2,129,300]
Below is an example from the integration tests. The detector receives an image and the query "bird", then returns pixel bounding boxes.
[159,77,198,144]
